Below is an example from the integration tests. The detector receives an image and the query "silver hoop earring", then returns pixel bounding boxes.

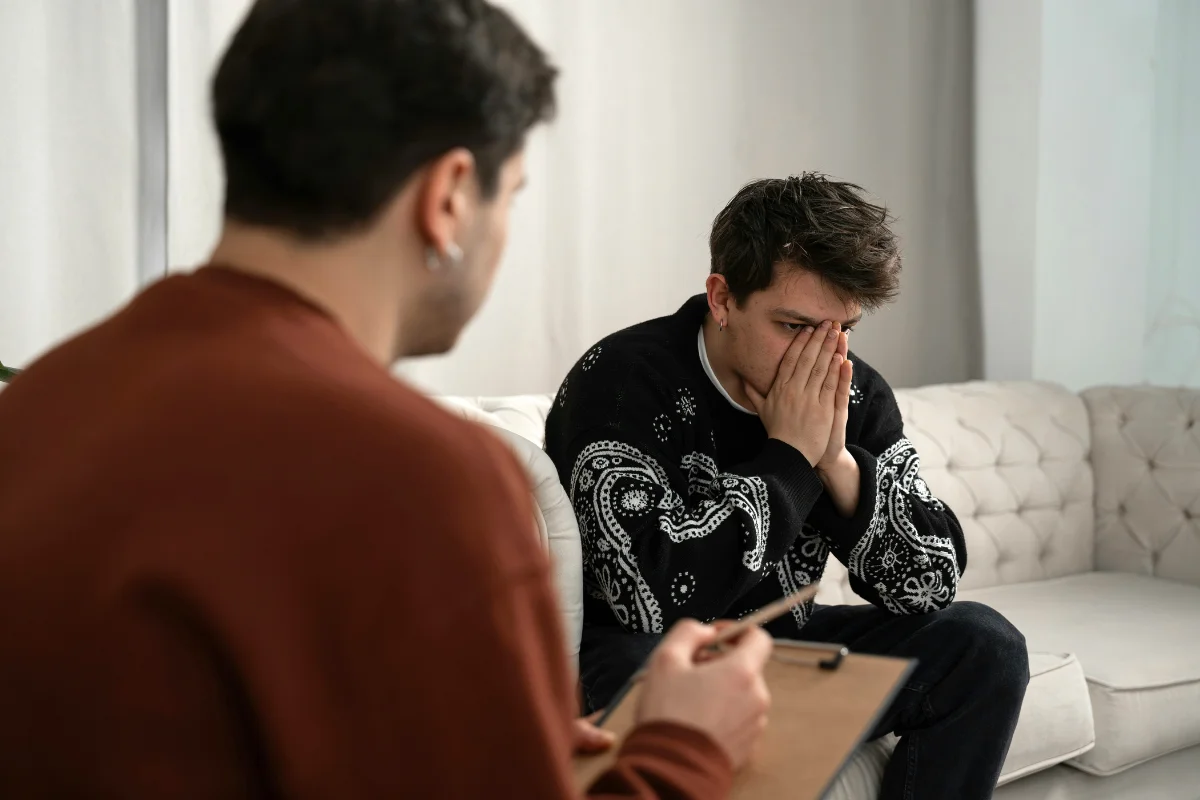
[425,246,443,271]
[424,242,464,271]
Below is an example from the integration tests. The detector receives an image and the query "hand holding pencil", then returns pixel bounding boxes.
[622,584,821,769]
[635,620,773,768]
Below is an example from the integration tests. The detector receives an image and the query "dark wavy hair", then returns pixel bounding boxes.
[709,173,901,310]
[213,0,557,240]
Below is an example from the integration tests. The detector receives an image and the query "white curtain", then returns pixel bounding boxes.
[0,0,140,368]
[1145,0,1200,387]
[404,0,982,396]
[165,0,981,397]
[167,0,253,271]
[976,0,1200,390]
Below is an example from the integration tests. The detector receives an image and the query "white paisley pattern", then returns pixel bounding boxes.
[848,438,960,614]
[774,526,829,628]
[571,440,772,633]
[676,388,697,418]
[671,570,697,605]
[581,345,603,371]
[652,414,672,443]
[677,452,771,570]
[557,376,569,408]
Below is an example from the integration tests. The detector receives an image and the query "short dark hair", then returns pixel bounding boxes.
[212,0,557,240]
[709,173,901,310]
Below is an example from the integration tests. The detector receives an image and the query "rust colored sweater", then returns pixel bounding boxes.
[0,267,731,799]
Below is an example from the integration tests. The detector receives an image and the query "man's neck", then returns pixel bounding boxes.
[208,221,409,365]
[700,314,755,412]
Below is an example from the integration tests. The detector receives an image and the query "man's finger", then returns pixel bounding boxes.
[656,619,717,667]
[723,626,774,671]
[827,359,852,442]
[836,359,853,409]
[572,716,617,754]
[793,322,829,384]
[804,324,839,391]
[822,354,844,397]
[690,619,740,663]
[778,326,814,387]
[837,330,849,360]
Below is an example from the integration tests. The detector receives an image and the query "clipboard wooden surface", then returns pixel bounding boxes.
[573,642,915,800]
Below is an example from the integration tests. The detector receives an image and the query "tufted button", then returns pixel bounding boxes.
[1118,503,1127,515]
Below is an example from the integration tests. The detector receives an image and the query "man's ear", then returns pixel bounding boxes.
[416,148,476,256]
[705,273,734,325]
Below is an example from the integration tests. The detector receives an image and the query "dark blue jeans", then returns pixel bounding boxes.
[580,601,1029,800]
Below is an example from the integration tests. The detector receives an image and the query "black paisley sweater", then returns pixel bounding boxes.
[544,295,967,638]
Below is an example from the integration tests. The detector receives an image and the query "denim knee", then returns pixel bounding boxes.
[942,601,1030,694]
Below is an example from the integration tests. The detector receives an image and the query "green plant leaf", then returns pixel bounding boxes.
[0,360,20,383]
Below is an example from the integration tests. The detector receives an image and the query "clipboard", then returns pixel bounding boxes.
[573,640,915,800]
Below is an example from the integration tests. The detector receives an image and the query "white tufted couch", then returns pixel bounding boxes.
[440,383,1200,799]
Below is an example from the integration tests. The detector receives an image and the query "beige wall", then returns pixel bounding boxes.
[397,0,983,394]
[4,1,982,394]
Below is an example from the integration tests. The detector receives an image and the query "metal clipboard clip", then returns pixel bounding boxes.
[770,639,849,671]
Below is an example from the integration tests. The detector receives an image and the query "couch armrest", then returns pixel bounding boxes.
[481,424,584,667]
[1082,386,1200,587]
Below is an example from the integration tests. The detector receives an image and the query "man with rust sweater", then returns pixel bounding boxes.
[0,2,771,797]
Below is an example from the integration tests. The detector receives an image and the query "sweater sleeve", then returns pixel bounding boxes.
[804,362,967,615]
[589,723,733,798]
[561,361,824,633]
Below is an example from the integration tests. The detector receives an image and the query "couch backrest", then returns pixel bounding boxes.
[817,381,1095,604]
[437,395,552,447]
[441,382,1098,614]
[1082,386,1200,587]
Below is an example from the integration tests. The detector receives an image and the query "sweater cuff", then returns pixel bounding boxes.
[746,438,825,512]
[611,721,733,797]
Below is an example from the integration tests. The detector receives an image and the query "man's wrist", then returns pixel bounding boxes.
[816,447,855,480]
[816,448,860,517]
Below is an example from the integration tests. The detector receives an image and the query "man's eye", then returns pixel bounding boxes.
[781,322,856,334]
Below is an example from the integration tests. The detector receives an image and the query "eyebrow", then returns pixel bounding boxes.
[770,307,862,328]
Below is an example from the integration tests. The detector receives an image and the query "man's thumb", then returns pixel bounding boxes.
[657,619,717,665]
[572,717,616,754]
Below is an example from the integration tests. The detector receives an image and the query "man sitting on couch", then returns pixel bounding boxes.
[545,174,1031,799]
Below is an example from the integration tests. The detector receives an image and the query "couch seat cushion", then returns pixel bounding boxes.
[960,572,1200,775]
[997,651,1096,783]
